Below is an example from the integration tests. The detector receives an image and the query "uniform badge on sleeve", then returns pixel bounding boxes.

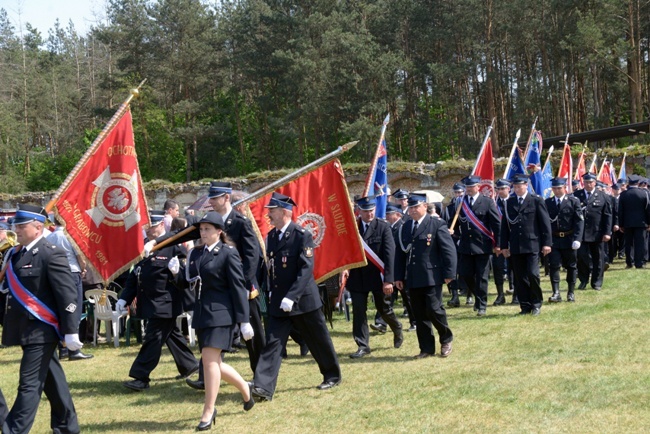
[65,303,77,313]
[305,247,313,258]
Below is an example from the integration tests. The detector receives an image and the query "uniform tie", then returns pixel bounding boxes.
[412,220,419,236]
[469,196,474,207]
[518,197,524,206]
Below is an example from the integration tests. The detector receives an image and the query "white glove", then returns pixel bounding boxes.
[167,256,180,275]
[116,299,127,314]
[572,241,581,250]
[65,334,83,352]
[241,323,254,341]
[280,297,294,312]
[143,240,156,257]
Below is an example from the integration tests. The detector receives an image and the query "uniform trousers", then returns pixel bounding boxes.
[577,242,604,287]
[4,342,79,434]
[129,318,198,383]
[409,285,453,354]
[350,289,402,351]
[459,253,491,310]
[0,388,8,429]
[548,247,577,287]
[197,297,266,381]
[624,228,647,268]
[254,308,340,396]
[510,253,543,312]
[492,254,513,291]
[609,231,624,262]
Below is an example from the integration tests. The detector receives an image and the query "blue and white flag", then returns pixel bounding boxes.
[364,114,390,219]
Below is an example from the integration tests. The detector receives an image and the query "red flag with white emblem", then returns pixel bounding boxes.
[247,159,366,283]
[53,109,150,282]
[557,144,573,192]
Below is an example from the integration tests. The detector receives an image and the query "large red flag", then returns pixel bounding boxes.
[597,160,614,194]
[557,144,573,192]
[54,109,149,282]
[247,159,366,283]
[473,137,494,198]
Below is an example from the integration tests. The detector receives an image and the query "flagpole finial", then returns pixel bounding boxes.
[341,140,359,152]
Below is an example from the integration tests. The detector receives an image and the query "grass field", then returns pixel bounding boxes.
[1,260,649,433]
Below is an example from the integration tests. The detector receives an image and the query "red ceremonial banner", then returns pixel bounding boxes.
[557,144,573,192]
[247,159,366,283]
[54,109,150,282]
[474,137,494,198]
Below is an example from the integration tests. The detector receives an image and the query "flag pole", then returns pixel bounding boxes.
[543,145,555,172]
[154,141,359,251]
[502,128,522,179]
[522,116,538,162]
[597,155,608,178]
[588,150,598,174]
[45,79,147,213]
[574,146,587,180]
[362,114,390,197]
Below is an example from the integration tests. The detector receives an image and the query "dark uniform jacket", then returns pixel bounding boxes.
[157,208,260,292]
[181,241,249,329]
[390,219,403,244]
[266,221,322,317]
[499,193,552,254]
[347,218,395,292]
[120,244,185,319]
[573,189,612,242]
[394,215,457,288]
[618,187,650,228]
[2,238,80,346]
[457,194,501,255]
[545,195,585,249]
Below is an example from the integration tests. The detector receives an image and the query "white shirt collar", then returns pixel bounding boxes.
[516,192,528,201]
[205,240,220,252]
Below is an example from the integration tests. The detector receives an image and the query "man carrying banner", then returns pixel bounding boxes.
[456,175,501,316]
[493,179,515,305]
[395,194,456,358]
[447,182,471,308]
[545,178,584,303]
[2,205,81,434]
[343,196,403,358]
[500,174,552,315]
[251,193,341,400]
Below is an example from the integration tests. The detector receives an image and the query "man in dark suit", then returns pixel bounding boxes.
[618,175,650,269]
[251,193,341,401]
[446,182,470,307]
[574,173,612,290]
[148,181,265,390]
[456,175,501,316]
[391,188,410,215]
[545,178,584,303]
[343,196,402,358]
[118,210,199,391]
[499,174,552,315]
[608,183,624,262]
[385,203,416,331]
[493,179,515,305]
[395,194,456,358]
[2,205,81,434]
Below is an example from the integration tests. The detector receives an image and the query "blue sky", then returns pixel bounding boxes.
[1,0,104,36]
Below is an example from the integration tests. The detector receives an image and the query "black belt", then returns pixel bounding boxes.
[553,230,573,238]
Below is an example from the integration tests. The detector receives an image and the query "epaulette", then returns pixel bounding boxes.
[226,245,234,249]
[235,213,247,220]
[298,227,305,233]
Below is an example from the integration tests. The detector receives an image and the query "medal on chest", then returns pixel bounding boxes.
[426,234,432,246]
[282,256,287,268]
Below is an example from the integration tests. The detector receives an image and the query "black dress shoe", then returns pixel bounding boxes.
[578,281,587,290]
[567,292,575,302]
[251,386,273,401]
[69,351,94,361]
[243,382,255,411]
[625,264,633,269]
[493,294,506,306]
[316,379,341,390]
[349,348,371,359]
[592,286,601,291]
[393,329,404,349]
[186,378,205,390]
[548,293,562,303]
[440,342,452,357]
[176,363,200,380]
[369,323,387,334]
[517,310,531,315]
[196,409,216,431]
[511,296,519,305]
[476,309,486,317]
[58,348,69,360]
[465,296,474,305]
[447,296,460,308]
[531,308,541,316]
[414,352,434,359]
[123,379,150,391]
[407,324,417,332]
[300,343,310,357]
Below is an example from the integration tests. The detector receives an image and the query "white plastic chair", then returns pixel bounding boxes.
[176,311,196,347]
[85,289,128,348]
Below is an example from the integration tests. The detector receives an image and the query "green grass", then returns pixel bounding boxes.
[1,260,649,433]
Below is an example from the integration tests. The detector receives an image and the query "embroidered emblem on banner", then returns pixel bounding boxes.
[85,166,142,231]
[297,212,326,247]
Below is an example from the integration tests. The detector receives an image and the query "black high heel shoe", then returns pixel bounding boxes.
[244,382,255,411]
[196,409,216,431]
